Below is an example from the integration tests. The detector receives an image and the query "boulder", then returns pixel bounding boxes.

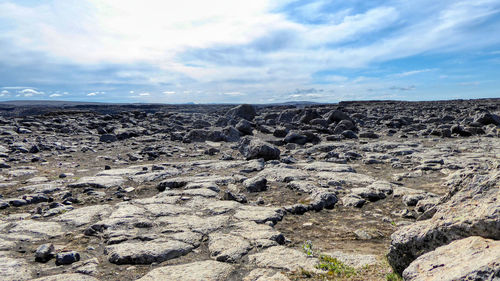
[55,251,80,265]
[387,171,500,274]
[239,137,280,161]
[474,112,500,126]
[226,104,256,121]
[236,119,253,135]
[325,109,353,124]
[403,236,500,281]
[243,176,268,192]
[99,134,118,143]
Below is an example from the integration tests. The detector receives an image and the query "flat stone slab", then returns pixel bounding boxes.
[208,233,251,262]
[248,246,318,272]
[0,256,32,281]
[32,274,100,281]
[53,205,113,226]
[8,220,63,238]
[234,206,284,224]
[137,260,234,281]
[297,162,355,172]
[316,172,376,186]
[106,240,193,264]
[244,269,291,281]
[403,236,500,281]
[68,176,125,189]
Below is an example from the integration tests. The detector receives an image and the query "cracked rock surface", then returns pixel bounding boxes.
[0,100,498,280]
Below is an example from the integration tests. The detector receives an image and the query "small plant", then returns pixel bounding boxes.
[302,240,315,257]
[298,267,313,278]
[391,221,397,226]
[315,254,357,278]
[386,272,403,281]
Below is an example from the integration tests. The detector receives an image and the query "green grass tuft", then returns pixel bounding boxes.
[315,254,357,278]
[386,272,403,281]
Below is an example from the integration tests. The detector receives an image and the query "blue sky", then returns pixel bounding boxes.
[0,0,499,103]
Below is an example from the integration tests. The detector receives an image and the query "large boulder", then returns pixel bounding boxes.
[226,104,256,121]
[474,112,500,126]
[239,137,280,161]
[387,171,500,274]
[403,236,500,281]
[325,109,353,124]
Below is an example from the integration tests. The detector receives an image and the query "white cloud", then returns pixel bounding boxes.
[222,92,246,96]
[1,0,499,103]
[87,92,97,96]
[393,69,435,77]
[19,88,44,97]
[139,92,150,96]
[322,75,349,83]
[49,93,62,97]
[1,90,9,95]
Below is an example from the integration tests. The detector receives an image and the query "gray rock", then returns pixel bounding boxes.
[0,200,8,209]
[415,196,440,214]
[284,204,309,215]
[342,195,366,208]
[8,198,28,207]
[35,243,54,262]
[0,256,32,281]
[226,104,256,121]
[350,187,386,202]
[8,220,64,239]
[236,119,253,135]
[222,126,241,142]
[68,176,125,189]
[55,251,80,265]
[342,130,358,139]
[243,176,267,192]
[99,134,118,143]
[53,204,113,227]
[221,190,247,203]
[106,240,193,264]
[325,110,353,123]
[248,245,318,271]
[72,258,99,275]
[359,131,379,139]
[387,171,500,274]
[208,233,251,262]
[137,260,234,281]
[234,206,284,224]
[308,191,338,211]
[239,137,280,161]
[474,112,500,126]
[31,274,100,281]
[403,236,500,281]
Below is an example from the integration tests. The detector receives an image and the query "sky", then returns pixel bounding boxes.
[0,0,500,104]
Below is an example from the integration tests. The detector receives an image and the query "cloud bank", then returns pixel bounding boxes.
[0,0,499,103]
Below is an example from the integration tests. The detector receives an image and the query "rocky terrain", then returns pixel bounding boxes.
[0,99,498,281]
